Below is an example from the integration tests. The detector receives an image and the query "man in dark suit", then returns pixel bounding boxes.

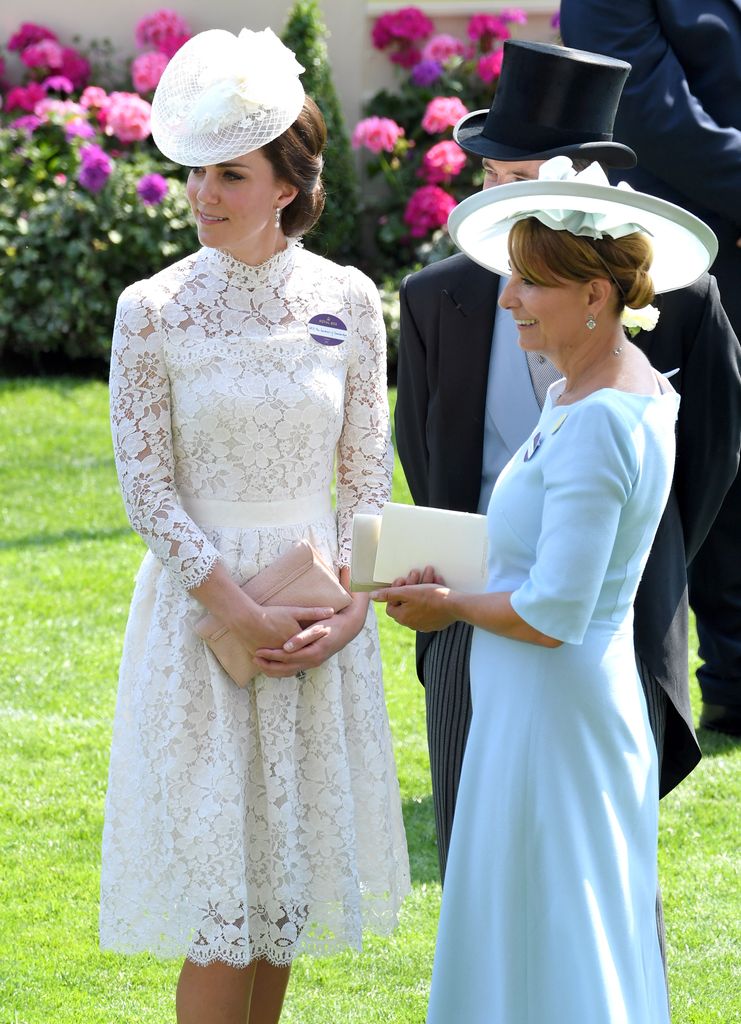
[560,0,741,739]
[395,40,741,890]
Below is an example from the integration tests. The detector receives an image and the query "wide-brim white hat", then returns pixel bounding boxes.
[150,27,305,166]
[448,158,718,293]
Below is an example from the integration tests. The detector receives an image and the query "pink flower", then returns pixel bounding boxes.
[4,82,46,112]
[21,39,64,71]
[421,140,467,184]
[80,86,108,110]
[34,98,85,121]
[60,47,90,89]
[103,92,152,143]
[421,96,469,134]
[7,23,57,52]
[158,33,190,58]
[53,173,68,186]
[403,185,457,238]
[135,9,191,51]
[352,116,405,154]
[77,143,113,193]
[501,8,528,24]
[467,14,511,45]
[65,118,96,140]
[131,50,169,93]
[137,172,169,205]
[421,33,467,64]
[10,114,43,134]
[43,75,74,94]
[372,7,435,49]
[477,50,505,84]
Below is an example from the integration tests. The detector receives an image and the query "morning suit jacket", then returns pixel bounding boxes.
[560,0,741,335]
[395,251,741,796]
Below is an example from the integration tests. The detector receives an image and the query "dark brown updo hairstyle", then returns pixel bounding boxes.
[262,95,326,237]
[508,217,655,313]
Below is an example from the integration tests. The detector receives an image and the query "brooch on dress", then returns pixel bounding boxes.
[523,431,542,462]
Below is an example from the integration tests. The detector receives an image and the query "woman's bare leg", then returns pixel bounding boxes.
[248,961,291,1024]
[176,959,256,1024]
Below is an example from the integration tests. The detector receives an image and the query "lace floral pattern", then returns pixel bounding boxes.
[101,243,409,965]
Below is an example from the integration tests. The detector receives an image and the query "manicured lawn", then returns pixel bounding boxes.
[0,378,738,1023]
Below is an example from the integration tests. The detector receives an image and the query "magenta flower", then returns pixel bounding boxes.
[104,92,152,143]
[158,33,191,58]
[80,86,108,110]
[500,8,528,25]
[137,172,169,205]
[467,14,510,40]
[65,118,96,140]
[421,34,467,64]
[477,50,505,84]
[131,51,169,93]
[77,143,113,194]
[352,116,405,154]
[7,22,57,52]
[10,114,43,134]
[421,96,469,134]
[135,9,191,51]
[390,46,423,69]
[421,140,467,184]
[4,82,47,113]
[60,47,91,89]
[43,75,74,94]
[372,7,435,49]
[411,59,443,87]
[550,12,561,30]
[21,39,64,71]
[403,185,457,238]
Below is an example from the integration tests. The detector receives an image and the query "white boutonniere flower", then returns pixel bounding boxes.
[621,304,660,338]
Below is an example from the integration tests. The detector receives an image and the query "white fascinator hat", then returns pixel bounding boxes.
[150,27,305,166]
[448,157,718,294]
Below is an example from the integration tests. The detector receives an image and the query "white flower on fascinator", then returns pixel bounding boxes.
[190,29,305,134]
[621,304,660,336]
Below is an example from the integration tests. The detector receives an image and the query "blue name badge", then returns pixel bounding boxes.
[308,313,348,346]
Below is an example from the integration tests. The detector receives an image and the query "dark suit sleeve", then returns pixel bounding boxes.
[670,275,741,562]
[560,0,741,225]
[395,274,431,507]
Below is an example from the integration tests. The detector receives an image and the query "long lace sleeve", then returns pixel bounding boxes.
[335,269,393,566]
[109,282,221,589]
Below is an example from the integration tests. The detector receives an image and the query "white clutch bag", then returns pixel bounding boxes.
[351,502,489,594]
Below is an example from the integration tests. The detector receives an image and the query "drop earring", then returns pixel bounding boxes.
[274,207,282,228]
[585,314,597,331]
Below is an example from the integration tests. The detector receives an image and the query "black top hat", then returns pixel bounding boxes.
[454,40,637,168]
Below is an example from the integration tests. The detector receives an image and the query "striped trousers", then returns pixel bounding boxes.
[423,620,669,972]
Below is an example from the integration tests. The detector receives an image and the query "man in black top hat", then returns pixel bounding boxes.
[395,39,741,890]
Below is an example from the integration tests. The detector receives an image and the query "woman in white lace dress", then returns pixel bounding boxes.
[100,28,410,1024]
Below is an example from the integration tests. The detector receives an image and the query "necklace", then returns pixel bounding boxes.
[613,345,623,357]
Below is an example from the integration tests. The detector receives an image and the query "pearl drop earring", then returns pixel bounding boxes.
[274,208,281,228]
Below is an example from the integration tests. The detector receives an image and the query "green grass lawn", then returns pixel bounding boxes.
[0,378,738,1023]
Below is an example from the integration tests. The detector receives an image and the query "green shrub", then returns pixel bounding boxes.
[0,124,195,370]
[281,0,361,264]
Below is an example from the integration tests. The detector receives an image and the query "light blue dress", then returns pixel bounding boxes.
[426,385,679,1024]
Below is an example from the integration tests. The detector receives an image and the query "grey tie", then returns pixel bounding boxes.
[525,350,562,408]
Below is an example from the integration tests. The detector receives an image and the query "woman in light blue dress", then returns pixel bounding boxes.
[373,162,716,1023]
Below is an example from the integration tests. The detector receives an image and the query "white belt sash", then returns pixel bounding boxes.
[181,492,332,528]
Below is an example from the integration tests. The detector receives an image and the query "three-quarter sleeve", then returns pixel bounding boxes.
[335,268,393,567]
[510,403,637,644]
[109,282,221,589]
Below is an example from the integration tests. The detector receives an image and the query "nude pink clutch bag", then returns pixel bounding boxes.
[194,540,351,687]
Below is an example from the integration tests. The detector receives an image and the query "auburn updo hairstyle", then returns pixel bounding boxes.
[262,96,326,237]
[508,217,655,312]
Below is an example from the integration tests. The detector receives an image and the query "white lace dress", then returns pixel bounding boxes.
[100,240,410,967]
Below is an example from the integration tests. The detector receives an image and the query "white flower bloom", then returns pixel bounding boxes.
[621,303,661,336]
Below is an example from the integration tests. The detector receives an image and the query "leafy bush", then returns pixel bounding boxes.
[353,7,559,279]
[0,13,196,371]
[281,0,360,264]
[0,123,195,368]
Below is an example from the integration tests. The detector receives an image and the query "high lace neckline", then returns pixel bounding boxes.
[206,237,301,286]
